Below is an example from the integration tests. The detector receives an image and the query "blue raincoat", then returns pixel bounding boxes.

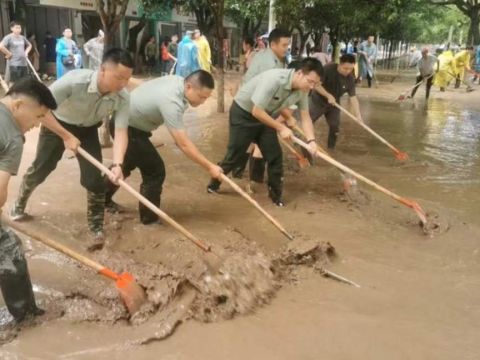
[175,35,200,77]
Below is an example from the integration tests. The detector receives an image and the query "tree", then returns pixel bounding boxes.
[96,0,130,49]
[430,0,480,44]
[225,0,269,38]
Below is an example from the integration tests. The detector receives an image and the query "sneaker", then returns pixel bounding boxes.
[207,179,221,194]
[246,181,256,194]
[105,200,124,214]
[9,204,29,221]
[86,230,105,252]
[467,87,475,93]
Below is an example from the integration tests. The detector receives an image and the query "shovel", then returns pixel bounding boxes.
[333,103,409,161]
[395,74,434,102]
[26,58,42,82]
[292,136,427,225]
[3,217,147,315]
[219,174,294,240]
[77,147,213,254]
[279,137,310,169]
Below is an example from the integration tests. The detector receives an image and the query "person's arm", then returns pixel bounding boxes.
[168,128,222,179]
[314,84,336,105]
[40,111,80,151]
[110,127,127,183]
[299,109,318,154]
[349,96,363,122]
[83,39,92,56]
[251,106,292,140]
[0,170,10,208]
[0,37,12,59]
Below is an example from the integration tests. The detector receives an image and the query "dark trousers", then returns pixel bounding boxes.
[9,66,28,82]
[15,121,105,232]
[411,75,433,99]
[367,73,373,88]
[232,150,266,183]
[0,226,40,321]
[309,101,341,149]
[212,102,283,197]
[105,121,166,224]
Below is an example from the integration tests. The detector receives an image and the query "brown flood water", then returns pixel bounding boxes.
[1,75,479,359]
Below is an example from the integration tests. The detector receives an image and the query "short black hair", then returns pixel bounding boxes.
[243,37,254,48]
[185,70,215,89]
[102,48,134,69]
[10,21,21,28]
[288,57,324,78]
[268,28,290,45]
[340,54,356,64]
[6,78,57,110]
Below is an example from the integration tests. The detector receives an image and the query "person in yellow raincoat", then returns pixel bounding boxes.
[434,48,456,92]
[193,29,212,73]
[453,46,474,90]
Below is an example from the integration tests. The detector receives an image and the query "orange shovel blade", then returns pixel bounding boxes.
[116,272,147,315]
[395,151,409,162]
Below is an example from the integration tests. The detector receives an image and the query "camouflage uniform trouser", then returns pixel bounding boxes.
[14,121,105,232]
[0,225,39,321]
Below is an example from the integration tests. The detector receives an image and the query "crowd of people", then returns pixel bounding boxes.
[0,17,478,329]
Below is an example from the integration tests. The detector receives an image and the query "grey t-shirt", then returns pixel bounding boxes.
[234,68,309,117]
[129,76,189,132]
[0,103,24,175]
[243,48,285,84]
[0,34,30,67]
[50,69,130,128]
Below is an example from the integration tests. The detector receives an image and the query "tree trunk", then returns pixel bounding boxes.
[211,1,225,113]
[469,10,479,45]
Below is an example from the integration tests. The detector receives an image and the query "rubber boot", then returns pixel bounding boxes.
[0,229,43,322]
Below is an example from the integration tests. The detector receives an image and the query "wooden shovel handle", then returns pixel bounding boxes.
[220,174,294,240]
[77,147,211,253]
[333,103,402,155]
[292,136,408,204]
[26,58,42,82]
[3,217,108,274]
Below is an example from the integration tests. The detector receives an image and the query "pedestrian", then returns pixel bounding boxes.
[167,34,179,73]
[207,58,323,207]
[255,35,266,50]
[434,48,455,92]
[55,28,79,79]
[193,30,212,72]
[408,47,439,100]
[311,46,332,66]
[175,31,200,78]
[105,70,222,223]
[43,31,56,77]
[27,33,40,72]
[241,37,255,73]
[453,46,475,91]
[0,79,59,324]
[358,35,377,88]
[144,36,157,75]
[0,21,32,84]
[309,53,363,149]
[160,37,176,75]
[474,45,480,84]
[83,30,104,71]
[232,28,290,185]
[10,49,133,251]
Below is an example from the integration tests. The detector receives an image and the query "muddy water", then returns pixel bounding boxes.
[1,77,480,359]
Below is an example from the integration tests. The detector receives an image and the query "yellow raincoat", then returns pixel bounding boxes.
[434,50,455,88]
[195,36,212,73]
[453,50,471,81]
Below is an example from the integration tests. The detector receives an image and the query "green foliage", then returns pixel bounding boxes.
[225,0,269,36]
